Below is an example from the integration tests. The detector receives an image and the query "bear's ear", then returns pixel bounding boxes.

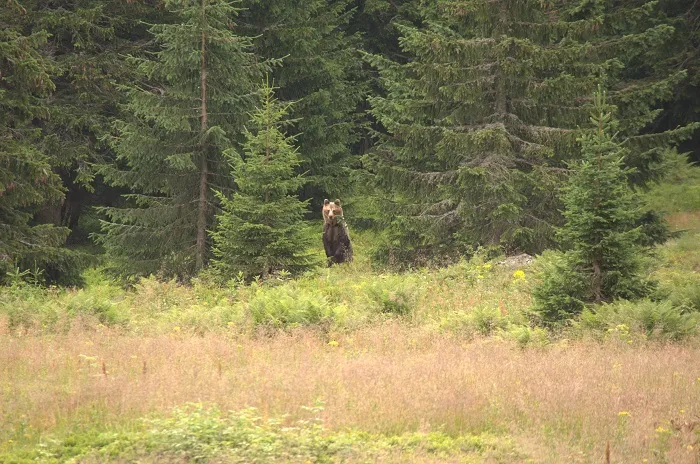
[323,199,330,206]
[334,199,341,206]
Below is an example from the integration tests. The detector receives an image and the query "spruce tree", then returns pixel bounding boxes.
[97,0,265,279]
[366,0,696,264]
[23,0,165,237]
[651,0,700,162]
[533,87,652,324]
[238,0,366,205]
[0,6,76,283]
[349,0,424,60]
[565,0,699,183]
[211,81,315,279]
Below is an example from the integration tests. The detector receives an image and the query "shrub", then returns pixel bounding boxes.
[657,271,700,311]
[531,250,588,323]
[577,300,699,341]
[364,275,422,316]
[507,325,550,348]
[246,285,335,328]
[436,306,510,338]
[65,292,127,326]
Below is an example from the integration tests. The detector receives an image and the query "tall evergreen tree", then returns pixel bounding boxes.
[652,0,700,162]
[534,88,652,323]
[366,0,696,264]
[24,0,165,238]
[565,0,699,183]
[211,81,315,279]
[349,0,423,60]
[97,0,265,279]
[238,0,366,206]
[0,4,78,283]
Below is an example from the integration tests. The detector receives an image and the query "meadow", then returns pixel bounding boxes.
[1,165,699,463]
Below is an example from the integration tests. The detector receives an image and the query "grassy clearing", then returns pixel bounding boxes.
[1,164,699,463]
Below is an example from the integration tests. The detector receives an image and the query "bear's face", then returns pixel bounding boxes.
[322,199,343,226]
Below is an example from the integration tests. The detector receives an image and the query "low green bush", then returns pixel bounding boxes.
[246,285,336,328]
[507,325,550,348]
[470,305,509,336]
[363,275,423,316]
[0,404,520,463]
[65,293,127,326]
[577,299,699,341]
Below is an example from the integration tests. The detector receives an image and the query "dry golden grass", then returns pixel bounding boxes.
[2,321,699,463]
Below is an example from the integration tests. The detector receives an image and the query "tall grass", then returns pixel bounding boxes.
[1,326,699,462]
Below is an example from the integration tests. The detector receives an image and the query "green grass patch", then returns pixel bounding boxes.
[0,404,523,463]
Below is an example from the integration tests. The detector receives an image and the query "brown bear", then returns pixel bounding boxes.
[322,199,353,265]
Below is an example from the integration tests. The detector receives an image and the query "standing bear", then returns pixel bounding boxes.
[322,199,353,265]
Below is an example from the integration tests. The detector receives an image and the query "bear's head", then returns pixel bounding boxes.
[322,199,343,226]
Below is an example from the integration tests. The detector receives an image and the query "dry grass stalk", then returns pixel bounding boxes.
[1,323,699,462]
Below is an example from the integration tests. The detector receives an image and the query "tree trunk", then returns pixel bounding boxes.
[495,0,507,115]
[592,108,603,302]
[592,257,603,302]
[195,0,208,272]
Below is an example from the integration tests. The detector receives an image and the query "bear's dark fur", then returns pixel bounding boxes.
[322,199,353,265]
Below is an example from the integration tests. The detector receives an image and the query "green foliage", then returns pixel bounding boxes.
[350,0,423,59]
[365,0,696,265]
[0,267,124,332]
[534,89,654,324]
[0,238,525,335]
[25,0,165,252]
[644,154,700,215]
[578,300,699,342]
[640,0,700,162]
[0,11,78,284]
[64,291,128,327]
[247,285,336,328]
[0,403,520,463]
[531,250,588,321]
[364,275,422,316]
[654,228,700,311]
[436,306,512,338]
[507,325,550,349]
[238,0,366,204]
[211,81,317,280]
[96,0,266,279]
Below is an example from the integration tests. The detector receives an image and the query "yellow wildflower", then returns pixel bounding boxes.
[618,411,629,417]
[513,269,526,280]
[328,340,339,347]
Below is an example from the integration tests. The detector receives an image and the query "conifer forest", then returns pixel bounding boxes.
[2,0,700,462]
